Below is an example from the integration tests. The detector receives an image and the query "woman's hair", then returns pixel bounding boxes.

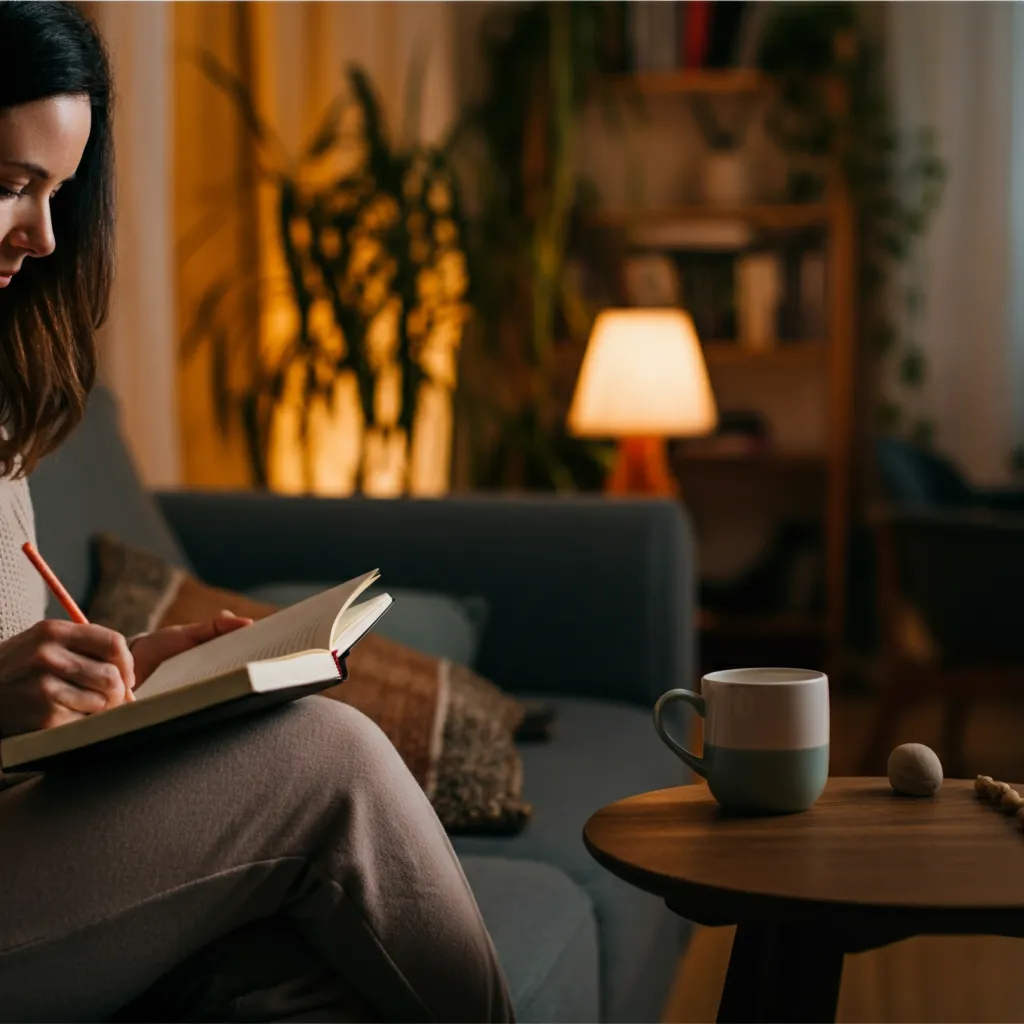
[0,1,113,476]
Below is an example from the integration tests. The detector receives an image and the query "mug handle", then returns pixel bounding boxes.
[653,689,707,778]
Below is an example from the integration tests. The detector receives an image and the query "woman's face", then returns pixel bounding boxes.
[0,96,91,288]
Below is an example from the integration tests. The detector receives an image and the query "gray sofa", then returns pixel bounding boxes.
[30,388,696,1022]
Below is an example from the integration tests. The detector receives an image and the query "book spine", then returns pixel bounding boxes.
[707,1,748,69]
[678,1,688,69]
[799,250,827,339]
[629,3,654,73]
[649,2,678,72]
[737,253,782,351]
[685,0,713,69]
[332,649,350,681]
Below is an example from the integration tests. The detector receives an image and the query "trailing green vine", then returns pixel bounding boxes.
[757,2,946,447]
[452,1,617,491]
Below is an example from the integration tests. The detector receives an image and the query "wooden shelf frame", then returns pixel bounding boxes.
[702,341,828,366]
[605,69,769,96]
[590,204,831,232]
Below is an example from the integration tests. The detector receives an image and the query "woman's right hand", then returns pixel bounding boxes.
[0,619,134,738]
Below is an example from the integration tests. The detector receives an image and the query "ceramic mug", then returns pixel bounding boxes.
[653,668,830,814]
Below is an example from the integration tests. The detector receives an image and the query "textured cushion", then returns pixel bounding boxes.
[30,387,189,616]
[454,696,690,1022]
[85,534,530,835]
[460,856,600,1023]
[244,582,488,667]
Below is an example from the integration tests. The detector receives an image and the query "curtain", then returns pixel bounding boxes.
[1011,7,1024,465]
[174,1,459,492]
[90,2,182,487]
[886,1,1021,484]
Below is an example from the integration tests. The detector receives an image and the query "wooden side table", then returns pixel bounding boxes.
[584,778,1024,1023]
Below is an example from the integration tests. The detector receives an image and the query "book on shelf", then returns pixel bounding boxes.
[628,217,754,252]
[736,252,783,351]
[1,571,392,773]
[683,1,712,68]
[621,2,756,73]
[705,2,750,69]
[628,2,677,72]
[799,250,827,339]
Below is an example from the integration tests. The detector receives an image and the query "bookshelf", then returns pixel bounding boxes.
[591,204,831,230]
[606,69,767,95]
[581,66,857,674]
[702,341,826,366]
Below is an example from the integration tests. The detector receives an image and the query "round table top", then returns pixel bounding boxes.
[583,778,1024,936]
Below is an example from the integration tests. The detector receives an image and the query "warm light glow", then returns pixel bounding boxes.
[568,309,718,438]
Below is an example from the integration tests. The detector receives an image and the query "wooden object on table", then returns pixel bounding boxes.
[584,777,1024,1023]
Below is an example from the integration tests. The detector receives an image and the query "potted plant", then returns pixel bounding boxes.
[689,94,756,208]
[182,60,471,495]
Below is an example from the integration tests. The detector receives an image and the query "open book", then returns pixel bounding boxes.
[0,570,391,773]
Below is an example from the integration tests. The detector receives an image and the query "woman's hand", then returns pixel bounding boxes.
[0,619,134,737]
[130,610,252,685]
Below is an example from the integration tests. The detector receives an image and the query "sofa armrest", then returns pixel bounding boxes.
[156,492,696,707]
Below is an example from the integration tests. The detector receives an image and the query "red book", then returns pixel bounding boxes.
[685,1,713,69]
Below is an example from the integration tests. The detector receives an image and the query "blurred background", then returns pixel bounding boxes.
[80,0,1024,780]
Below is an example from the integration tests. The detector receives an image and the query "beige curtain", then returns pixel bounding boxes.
[90,2,182,487]
[887,2,1020,483]
[174,1,459,493]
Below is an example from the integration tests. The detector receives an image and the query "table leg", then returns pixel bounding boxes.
[717,924,844,1023]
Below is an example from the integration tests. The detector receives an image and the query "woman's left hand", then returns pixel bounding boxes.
[129,610,253,686]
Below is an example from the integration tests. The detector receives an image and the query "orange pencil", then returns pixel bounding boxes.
[22,541,135,703]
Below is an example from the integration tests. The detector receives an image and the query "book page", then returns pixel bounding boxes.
[332,594,393,654]
[135,570,379,700]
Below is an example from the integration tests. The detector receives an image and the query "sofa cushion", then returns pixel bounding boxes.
[83,535,531,835]
[244,582,488,666]
[30,387,189,615]
[460,856,600,1024]
[454,696,690,1022]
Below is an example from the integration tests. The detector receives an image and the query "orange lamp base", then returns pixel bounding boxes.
[605,436,679,497]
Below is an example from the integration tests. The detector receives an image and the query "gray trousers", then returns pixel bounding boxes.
[0,698,514,1023]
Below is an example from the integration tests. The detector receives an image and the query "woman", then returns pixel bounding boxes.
[0,5,513,1021]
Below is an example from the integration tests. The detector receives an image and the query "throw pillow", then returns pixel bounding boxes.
[86,534,532,834]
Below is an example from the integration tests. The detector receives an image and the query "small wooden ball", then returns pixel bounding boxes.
[888,743,943,797]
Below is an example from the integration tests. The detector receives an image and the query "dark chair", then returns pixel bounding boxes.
[861,438,1024,777]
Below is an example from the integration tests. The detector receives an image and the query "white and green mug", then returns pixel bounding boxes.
[654,668,830,814]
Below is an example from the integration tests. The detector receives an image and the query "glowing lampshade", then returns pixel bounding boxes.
[568,309,717,438]
[568,309,717,495]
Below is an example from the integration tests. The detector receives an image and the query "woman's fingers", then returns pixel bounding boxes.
[49,649,130,706]
[214,610,253,632]
[30,619,134,694]
[182,612,253,645]
[39,675,108,716]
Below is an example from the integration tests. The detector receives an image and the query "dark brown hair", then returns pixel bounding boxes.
[0,1,114,476]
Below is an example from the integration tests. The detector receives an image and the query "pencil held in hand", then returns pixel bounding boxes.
[21,541,135,703]
[22,541,87,623]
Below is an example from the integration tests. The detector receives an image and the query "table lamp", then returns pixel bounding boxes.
[567,308,717,496]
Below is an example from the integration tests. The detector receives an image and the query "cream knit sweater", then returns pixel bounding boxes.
[0,476,47,640]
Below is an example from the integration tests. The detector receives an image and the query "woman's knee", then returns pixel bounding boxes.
[273,697,406,779]
[243,697,422,815]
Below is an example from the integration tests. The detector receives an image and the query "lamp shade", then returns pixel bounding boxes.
[567,308,718,438]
